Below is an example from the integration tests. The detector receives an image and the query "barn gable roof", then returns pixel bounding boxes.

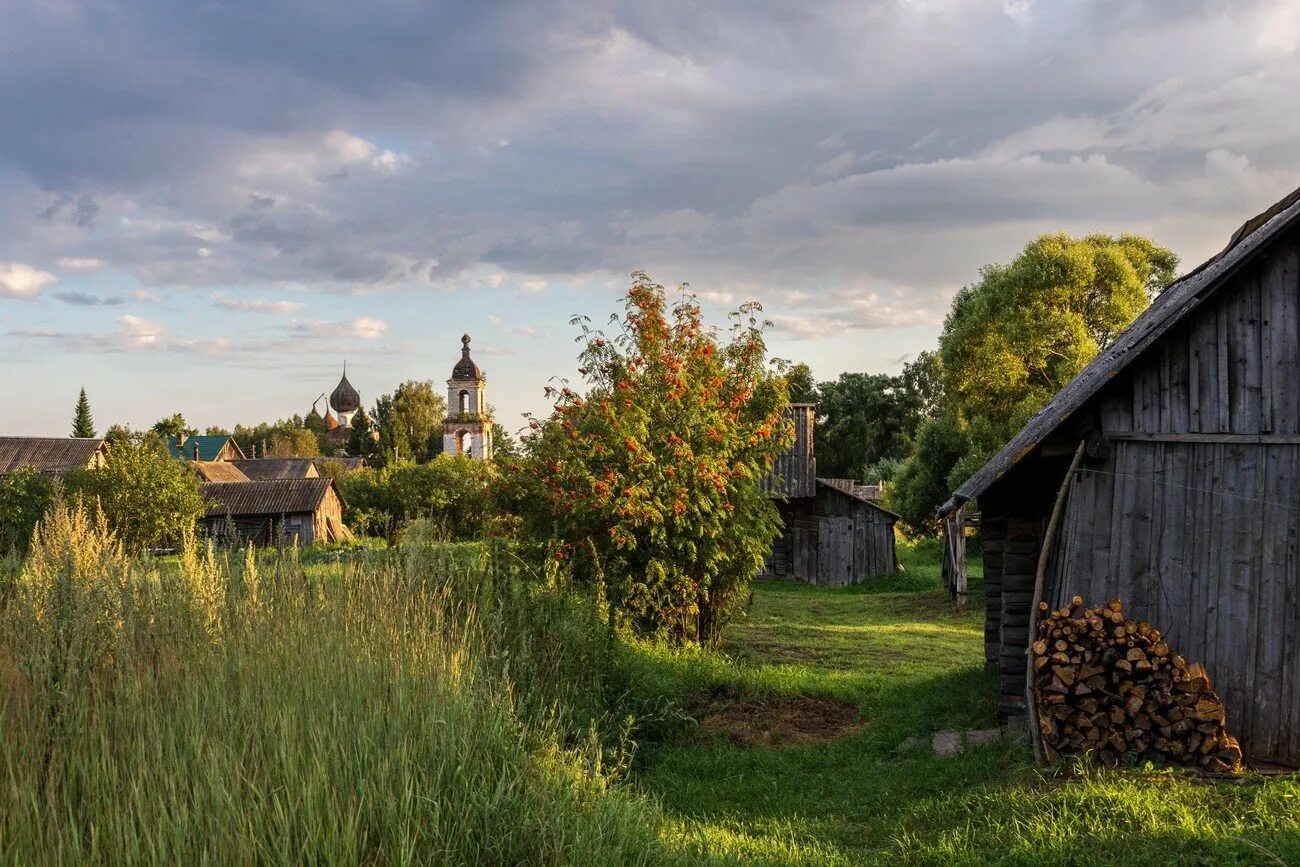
[0,437,106,474]
[940,186,1300,515]
[231,458,319,480]
[200,478,336,518]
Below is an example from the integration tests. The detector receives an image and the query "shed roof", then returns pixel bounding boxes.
[231,458,319,480]
[168,435,245,462]
[200,478,336,517]
[0,437,106,474]
[940,186,1300,515]
[193,461,250,483]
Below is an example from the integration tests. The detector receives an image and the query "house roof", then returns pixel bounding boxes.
[200,478,336,518]
[939,186,1300,516]
[231,458,319,480]
[0,437,106,474]
[167,435,245,462]
[817,477,902,521]
[193,461,250,483]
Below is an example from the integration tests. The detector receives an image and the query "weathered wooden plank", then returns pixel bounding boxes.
[1108,432,1300,444]
[1217,301,1232,431]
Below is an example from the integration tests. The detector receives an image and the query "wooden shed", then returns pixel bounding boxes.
[939,187,1300,765]
[200,478,350,547]
[761,404,898,586]
[0,437,107,475]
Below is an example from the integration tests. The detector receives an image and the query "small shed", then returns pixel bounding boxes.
[940,186,1300,765]
[168,434,245,462]
[200,478,350,546]
[0,437,107,475]
[231,458,319,480]
[761,404,898,586]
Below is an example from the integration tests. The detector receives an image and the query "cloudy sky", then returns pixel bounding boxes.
[2,0,1299,437]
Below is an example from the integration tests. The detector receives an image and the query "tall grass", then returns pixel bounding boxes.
[0,504,666,865]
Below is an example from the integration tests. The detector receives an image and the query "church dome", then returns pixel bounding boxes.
[330,369,361,413]
[452,333,483,380]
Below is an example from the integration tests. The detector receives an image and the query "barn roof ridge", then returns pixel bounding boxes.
[940,185,1300,516]
[816,477,902,520]
[200,477,336,517]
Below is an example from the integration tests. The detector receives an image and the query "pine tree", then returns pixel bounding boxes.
[72,387,96,438]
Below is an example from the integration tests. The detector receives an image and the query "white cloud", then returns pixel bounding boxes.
[56,256,108,271]
[211,292,306,315]
[290,317,388,339]
[0,261,57,299]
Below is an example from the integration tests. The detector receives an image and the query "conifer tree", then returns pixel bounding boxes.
[72,387,96,438]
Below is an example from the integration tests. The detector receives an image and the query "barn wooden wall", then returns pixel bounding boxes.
[1038,233,1300,763]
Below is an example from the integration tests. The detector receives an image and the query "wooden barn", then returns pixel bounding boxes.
[0,437,107,475]
[200,478,351,546]
[231,457,319,480]
[939,187,1300,765]
[761,404,898,586]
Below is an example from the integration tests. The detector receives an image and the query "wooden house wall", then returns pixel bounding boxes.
[984,229,1300,762]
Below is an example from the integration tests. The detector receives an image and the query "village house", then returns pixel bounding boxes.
[200,477,350,547]
[941,186,1300,765]
[761,404,898,586]
[0,436,108,475]
[168,433,245,462]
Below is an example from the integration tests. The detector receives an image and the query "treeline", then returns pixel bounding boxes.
[797,232,1179,533]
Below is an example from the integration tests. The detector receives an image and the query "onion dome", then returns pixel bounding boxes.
[325,409,339,431]
[452,333,482,380]
[330,368,361,414]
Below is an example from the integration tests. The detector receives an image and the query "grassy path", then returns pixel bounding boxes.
[637,543,1300,865]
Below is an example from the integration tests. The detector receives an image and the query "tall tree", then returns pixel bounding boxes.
[151,413,196,439]
[784,362,819,404]
[814,372,923,481]
[347,409,378,461]
[512,273,791,646]
[888,232,1177,532]
[390,380,447,461]
[71,387,96,438]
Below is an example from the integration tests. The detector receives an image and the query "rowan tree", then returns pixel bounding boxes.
[512,273,792,646]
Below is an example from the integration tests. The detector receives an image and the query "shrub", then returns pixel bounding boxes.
[510,272,791,646]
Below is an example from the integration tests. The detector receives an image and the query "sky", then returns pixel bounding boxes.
[2,0,1300,438]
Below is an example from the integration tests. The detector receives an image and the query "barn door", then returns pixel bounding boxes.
[818,516,856,587]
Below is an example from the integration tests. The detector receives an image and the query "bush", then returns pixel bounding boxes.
[336,455,501,541]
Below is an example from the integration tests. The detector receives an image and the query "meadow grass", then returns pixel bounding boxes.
[0,506,666,865]
[633,541,1300,865]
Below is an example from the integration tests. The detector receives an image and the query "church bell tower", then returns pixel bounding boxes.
[442,333,493,459]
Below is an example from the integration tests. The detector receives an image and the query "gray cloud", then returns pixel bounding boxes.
[52,290,128,307]
[1,0,1298,338]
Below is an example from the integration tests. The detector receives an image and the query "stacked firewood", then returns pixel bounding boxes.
[1031,597,1242,773]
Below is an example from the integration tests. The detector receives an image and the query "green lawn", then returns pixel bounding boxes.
[635,541,1300,865]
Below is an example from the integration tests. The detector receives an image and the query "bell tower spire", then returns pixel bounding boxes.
[442,333,493,459]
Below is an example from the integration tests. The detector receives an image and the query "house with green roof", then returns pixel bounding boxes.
[167,434,246,463]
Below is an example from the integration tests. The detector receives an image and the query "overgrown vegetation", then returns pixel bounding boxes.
[0,504,664,864]
[0,438,204,555]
